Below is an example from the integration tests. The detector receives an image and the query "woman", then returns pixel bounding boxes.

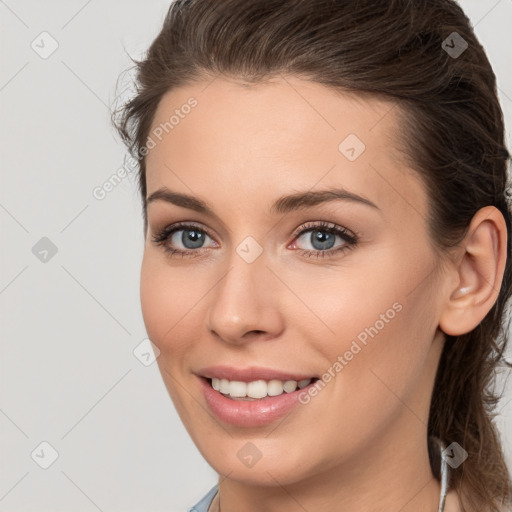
[111,1,512,510]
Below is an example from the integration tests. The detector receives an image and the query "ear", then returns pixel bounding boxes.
[439,206,508,336]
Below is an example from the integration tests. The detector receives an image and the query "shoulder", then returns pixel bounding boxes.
[188,484,218,512]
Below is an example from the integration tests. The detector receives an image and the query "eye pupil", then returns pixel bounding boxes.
[182,229,205,249]
[311,230,335,250]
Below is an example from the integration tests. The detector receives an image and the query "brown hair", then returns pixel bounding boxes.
[111,1,512,510]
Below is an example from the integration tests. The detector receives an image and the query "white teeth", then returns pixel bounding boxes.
[283,380,297,393]
[247,380,267,399]
[228,380,247,397]
[267,379,284,396]
[219,378,230,394]
[210,377,313,399]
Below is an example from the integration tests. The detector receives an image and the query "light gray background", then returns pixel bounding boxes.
[1,1,511,511]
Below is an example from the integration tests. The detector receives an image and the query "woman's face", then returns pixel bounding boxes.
[141,76,448,486]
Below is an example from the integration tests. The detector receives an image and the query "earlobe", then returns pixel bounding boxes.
[439,206,507,337]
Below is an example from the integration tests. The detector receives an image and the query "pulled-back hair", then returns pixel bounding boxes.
[111,1,512,510]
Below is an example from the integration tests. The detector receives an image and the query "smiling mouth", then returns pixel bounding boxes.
[206,377,320,400]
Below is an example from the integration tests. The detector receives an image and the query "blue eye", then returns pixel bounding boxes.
[151,220,358,259]
[172,228,210,250]
[151,222,216,257]
[290,221,358,259]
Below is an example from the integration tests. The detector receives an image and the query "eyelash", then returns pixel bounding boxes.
[151,220,359,260]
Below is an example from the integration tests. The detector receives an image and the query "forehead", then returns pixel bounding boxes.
[147,75,397,164]
[144,76,427,220]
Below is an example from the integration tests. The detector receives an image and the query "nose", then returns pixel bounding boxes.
[205,249,285,345]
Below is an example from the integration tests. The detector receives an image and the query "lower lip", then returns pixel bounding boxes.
[199,377,316,427]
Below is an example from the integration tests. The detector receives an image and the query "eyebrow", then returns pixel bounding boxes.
[146,186,380,216]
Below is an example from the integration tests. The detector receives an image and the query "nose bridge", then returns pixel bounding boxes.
[206,242,283,342]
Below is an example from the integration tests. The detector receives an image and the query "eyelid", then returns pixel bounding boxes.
[151,219,359,259]
[152,221,217,243]
[152,220,356,243]
[290,220,357,242]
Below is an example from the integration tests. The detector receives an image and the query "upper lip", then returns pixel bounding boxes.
[196,365,318,382]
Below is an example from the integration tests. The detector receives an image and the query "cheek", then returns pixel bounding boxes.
[307,255,438,407]
[140,255,207,426]
[288,263,405,359]
[140,258,168,350]
[140,255,200,356]
[286,292,436,471]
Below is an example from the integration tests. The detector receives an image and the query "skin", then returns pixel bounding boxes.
[140,75,507,512]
